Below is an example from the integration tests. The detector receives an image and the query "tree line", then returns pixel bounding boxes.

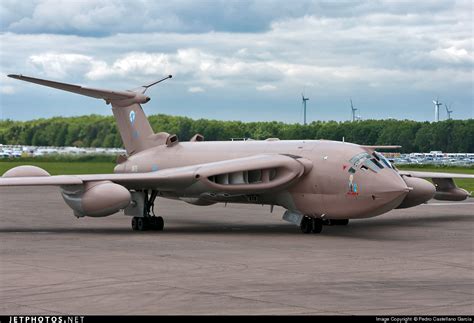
[0,115,473,153]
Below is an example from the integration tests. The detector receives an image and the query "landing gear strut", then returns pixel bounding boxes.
[131,189,164,231]
[300,216,323,234]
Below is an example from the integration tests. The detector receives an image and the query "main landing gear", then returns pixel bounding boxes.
[131,216,164,231]
[300,216,323,234]
[131,190,164,231]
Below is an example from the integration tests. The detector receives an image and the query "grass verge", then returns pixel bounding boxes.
[0,161,114,175]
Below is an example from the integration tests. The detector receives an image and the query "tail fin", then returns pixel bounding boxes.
[7,74,172,155]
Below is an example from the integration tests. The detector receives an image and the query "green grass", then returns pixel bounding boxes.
[397,165,474,193]
[0,161,114,175]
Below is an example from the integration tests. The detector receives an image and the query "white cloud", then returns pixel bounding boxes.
[81,48,283,88]
[28,53,95,79]
[0,86,15,94]
[429,46,474,64]
[188,86,204,93]
[86,52,173,80]
[256,84,276,91]
[6,0,129,34]
[0,1,472,121]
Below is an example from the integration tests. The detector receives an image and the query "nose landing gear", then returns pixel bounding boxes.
[300,217,350,234]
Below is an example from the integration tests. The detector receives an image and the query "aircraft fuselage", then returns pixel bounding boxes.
[114,139,410,220]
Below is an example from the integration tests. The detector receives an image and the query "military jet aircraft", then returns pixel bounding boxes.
[1,74,473,233]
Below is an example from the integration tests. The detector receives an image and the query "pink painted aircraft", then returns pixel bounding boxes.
[1,74,472,233]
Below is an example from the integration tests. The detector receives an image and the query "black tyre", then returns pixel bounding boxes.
[131,217,138,231]
[300,216,313,234]
[137,217,148,231]
[155,216,164,231]
[150,216,164,231]
[311,219,323,234]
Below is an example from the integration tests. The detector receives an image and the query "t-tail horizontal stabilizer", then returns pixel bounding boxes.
[8,74,173,155]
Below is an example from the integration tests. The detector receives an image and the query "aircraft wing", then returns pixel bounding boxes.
[0,154,311,194]
[8,74,136,101]
[398,170,473,199]
[398,170,474,179]
[0,171,194,190]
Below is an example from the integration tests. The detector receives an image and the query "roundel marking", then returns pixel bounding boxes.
[129,110,136,124]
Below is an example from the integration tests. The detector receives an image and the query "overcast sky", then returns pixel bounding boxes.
[0,0,472,122]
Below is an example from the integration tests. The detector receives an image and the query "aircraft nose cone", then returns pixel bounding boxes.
[374,170,409,197]
[368,170,409,216]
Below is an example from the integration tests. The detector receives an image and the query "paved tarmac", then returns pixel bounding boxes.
[0,186,473,315]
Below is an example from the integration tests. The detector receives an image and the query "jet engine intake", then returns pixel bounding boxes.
[61,181,131,217]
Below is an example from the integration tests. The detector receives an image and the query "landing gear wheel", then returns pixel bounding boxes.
[137,217,148,231]
[131,217,139,231]
[149,216,164,231]
[300,216,313,234]
[311,218,323,234]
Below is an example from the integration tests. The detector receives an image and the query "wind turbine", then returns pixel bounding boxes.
[302,93,309,125]
[445,104,453,120]
[350,99,358,122]
[432,98,442,122]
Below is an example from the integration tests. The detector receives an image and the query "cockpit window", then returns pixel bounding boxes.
[373,152,394,169]
[349,151,396,173]
[370,157,384,169]
[349,152,384,173]
[349,153,370,167]
[363,158,381,172]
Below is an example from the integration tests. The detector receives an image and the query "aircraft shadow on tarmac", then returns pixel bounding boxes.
[0,214,471,240]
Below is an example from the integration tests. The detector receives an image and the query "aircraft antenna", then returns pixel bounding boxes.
[138,75,172,94]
